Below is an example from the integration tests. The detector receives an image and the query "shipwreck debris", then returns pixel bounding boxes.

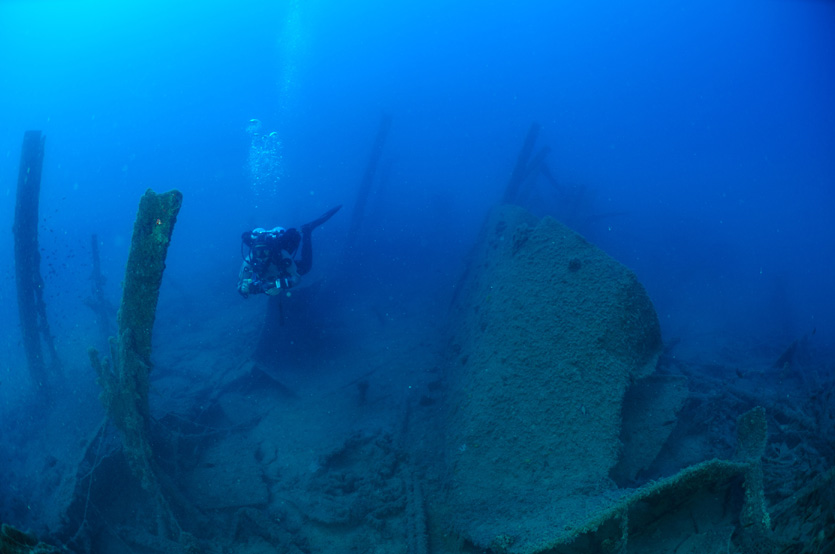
[12,130,61,388]
[88,189,185,541]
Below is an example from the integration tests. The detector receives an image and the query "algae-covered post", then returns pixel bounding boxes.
[13,130,61,388]
[89,188,183,538]
[115,189,183,367]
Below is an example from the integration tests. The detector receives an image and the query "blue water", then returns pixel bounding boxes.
[1,0,833,549]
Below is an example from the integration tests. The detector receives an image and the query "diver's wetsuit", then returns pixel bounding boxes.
[237,205,340,298]
[237,227,311,297]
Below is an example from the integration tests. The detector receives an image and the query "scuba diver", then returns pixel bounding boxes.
[238,205,342,298]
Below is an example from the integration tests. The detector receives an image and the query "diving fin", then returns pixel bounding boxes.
[303,205,342,232]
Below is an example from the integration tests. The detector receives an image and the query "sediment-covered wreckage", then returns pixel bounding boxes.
[5,128,833,554]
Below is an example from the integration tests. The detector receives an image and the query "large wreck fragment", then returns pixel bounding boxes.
[438,204,816,553]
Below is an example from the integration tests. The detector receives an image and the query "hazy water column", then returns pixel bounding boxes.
[247,1,303,206]
[278,0,302,113]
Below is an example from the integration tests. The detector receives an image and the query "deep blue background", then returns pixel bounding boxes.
[1,0,834,396]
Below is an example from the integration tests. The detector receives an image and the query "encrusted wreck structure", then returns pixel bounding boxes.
[88,189,188,544]
[436,204,832,553]
[4,190,833,552]
[13,130,61,389]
